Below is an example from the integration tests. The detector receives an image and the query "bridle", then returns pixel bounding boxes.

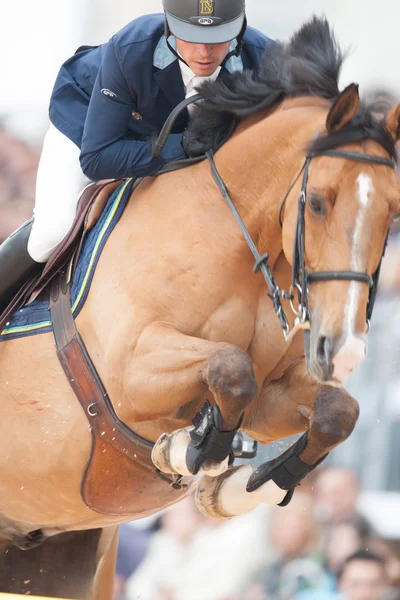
[204,145,396,340]
[152,94,397,341]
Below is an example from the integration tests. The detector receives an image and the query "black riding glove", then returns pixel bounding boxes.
[182,112,239,158]
[182,128,212,158]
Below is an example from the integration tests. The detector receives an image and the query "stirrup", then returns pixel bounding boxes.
[0,220,42,328]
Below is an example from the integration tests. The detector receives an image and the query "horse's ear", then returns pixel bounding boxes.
[385,104,400,142]
[326,83,360,133]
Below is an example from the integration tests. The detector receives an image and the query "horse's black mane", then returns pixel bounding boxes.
[190,17,396,159]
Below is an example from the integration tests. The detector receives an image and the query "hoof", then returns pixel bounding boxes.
[195,464,289,520]
[195,465,258,519]
[152,427,231,478]
[152,428,192,476]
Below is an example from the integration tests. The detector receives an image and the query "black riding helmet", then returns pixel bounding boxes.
[162,0,247,65]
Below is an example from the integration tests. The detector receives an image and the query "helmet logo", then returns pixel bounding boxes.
[198,17,214,25]
[199,0,214,15]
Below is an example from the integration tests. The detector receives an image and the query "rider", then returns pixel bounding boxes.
[0,0,271,316]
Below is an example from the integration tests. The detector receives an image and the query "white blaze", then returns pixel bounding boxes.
[332,174,372,384]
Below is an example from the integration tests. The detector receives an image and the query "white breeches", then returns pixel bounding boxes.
[28,124,91,263]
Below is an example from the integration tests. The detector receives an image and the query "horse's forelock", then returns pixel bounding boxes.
[309,106,397,160]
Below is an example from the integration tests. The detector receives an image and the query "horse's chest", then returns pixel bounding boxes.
[199,297,256,350]
[248,291,302,382]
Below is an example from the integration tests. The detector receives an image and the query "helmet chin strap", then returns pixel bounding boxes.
[220,15,247,68]
[164,16,190,67]
[166,38,190,67]
[164,14,247,70]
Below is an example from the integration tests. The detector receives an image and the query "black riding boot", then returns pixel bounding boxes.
[0,220,43,316]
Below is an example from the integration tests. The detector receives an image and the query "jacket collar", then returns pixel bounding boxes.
[153,60,186,110]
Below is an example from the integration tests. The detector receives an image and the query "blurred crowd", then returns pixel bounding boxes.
[113,466,400,600]
[0,123,39,241]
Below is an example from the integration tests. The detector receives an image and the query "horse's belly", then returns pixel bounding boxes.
[0,334,191,530]
[0,334,90,524]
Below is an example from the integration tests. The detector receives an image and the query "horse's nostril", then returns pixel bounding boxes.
[317,336,332,367]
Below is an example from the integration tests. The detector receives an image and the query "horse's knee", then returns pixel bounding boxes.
[313,390,359,444]
[205,347,258,410]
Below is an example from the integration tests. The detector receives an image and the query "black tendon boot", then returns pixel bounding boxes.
[0,220,43,317]
[246,432,329,506]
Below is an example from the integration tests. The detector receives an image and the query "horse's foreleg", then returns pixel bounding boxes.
[196,364,359,518]
[123,324,258,477]
[246,385,360,504]
[92,526,119,600]
[153,345,258,477]
[296,387,360,464]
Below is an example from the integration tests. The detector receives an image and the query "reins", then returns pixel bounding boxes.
[205,149,293,334]
[153,95,397,340]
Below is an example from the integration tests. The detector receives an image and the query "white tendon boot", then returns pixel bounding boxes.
[152,427,229,478]
[195,465,288,520]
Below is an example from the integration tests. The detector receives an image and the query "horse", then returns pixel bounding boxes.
[1,16,400,599]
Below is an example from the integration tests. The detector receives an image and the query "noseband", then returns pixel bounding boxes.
[205,145,396,340]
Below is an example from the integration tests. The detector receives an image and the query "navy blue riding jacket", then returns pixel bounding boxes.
[49,13,272,180]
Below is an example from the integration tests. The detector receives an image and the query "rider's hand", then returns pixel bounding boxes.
[182,112,238,158]
[182,128,211,158]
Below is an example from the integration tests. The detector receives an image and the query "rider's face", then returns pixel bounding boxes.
[175,39,231,76]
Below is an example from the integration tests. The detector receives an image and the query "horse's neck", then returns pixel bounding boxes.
[215,99,329,264]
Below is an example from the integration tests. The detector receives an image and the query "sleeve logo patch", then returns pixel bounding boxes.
[101,88,118,99]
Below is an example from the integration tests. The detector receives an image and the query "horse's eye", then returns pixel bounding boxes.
[308,194,326,216]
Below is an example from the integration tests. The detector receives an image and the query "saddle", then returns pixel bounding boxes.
[0,179,123,334]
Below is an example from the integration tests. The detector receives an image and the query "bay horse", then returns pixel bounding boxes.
[1,17,400,599]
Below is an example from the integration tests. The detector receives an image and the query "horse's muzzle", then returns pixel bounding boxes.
[307,329,367,386]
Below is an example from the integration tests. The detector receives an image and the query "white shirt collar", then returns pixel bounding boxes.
[179,58,197,89]
[178,55,221,94]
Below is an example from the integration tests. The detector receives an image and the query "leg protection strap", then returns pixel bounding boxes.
[186,401,243,475]
[246,432,328,495]
[0,220,42,315]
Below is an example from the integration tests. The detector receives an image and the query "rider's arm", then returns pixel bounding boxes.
[80,37,186,180]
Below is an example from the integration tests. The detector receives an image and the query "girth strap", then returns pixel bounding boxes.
[49,263,191,514]
[50,270,155,475]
